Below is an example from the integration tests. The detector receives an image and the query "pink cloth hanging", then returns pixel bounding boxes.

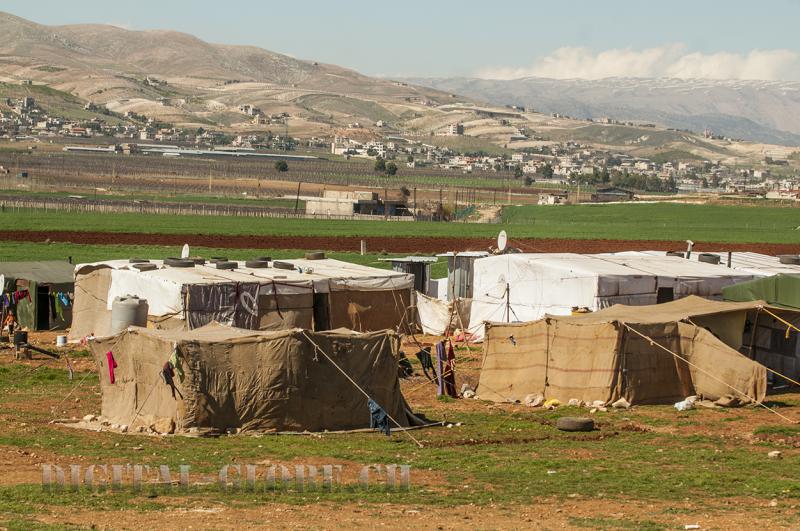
[106,351,118,384]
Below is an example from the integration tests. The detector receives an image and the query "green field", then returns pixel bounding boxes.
[4,202,800,244]
[0,188,304,209]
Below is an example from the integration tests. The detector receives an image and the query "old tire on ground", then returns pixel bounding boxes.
[666,251,684,258]
[253,256,271,262]
[133,263,158,272]
[273,261,295,270]
[215,261,237,270]
[129,258,150,264]
[164,258,195,268]
[189,257,206,265]
[245,259,270,268]
[555,417,595,432]
[778,255,800,265]
[305,251,326,260]
[209,256,228,263]
[698,253,720,265]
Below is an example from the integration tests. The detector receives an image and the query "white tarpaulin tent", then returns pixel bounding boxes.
[71,258,414,339]
[614,251,800,277]
[468,253,755,340]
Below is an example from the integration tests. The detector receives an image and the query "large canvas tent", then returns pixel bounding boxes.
[477,296,769,405]
[723,274,800,310]
[90,323,417,433]
[469,253,754,339]
[70,258,414,340]
[0,261,74,331]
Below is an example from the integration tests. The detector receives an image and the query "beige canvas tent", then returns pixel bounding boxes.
[71,258,414,340]
[90,323,417,433]
[478,296,769,405]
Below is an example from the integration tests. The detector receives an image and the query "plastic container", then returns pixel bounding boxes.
[110,296,148,335]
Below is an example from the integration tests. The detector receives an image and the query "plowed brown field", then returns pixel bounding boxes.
[4,230,799,255]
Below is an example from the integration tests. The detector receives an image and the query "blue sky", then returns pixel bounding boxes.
[4,0,800,79]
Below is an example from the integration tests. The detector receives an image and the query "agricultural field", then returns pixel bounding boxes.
[3,202,800,245]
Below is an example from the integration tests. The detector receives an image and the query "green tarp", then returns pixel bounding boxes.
[722,274,800,310]
[0,261,74,331]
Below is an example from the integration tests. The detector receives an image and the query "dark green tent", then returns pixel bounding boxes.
[722,274,800,310]
[0,261,74,331]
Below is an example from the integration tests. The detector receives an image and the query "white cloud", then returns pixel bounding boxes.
[478,44,800,81]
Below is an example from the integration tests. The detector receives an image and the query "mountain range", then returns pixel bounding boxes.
[0,11,797,157]
[402,76,800,146]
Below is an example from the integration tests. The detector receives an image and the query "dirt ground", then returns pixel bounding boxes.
[2,230,799,255]
[29,497,800,530]
[1,332,799,529]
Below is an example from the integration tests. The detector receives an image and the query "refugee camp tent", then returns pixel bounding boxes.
[90,323,417,433]
[0,261,74,331]
[477,296,769,405]
[70,258,414,340]
[468,253,754,340]
[723,274,800,310]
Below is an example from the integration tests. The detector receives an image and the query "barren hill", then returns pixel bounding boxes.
[0,11,461,132]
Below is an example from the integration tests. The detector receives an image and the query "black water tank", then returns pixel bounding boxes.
[13,330,28,346]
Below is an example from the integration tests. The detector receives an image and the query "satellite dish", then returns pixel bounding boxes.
[181,244,190,259]
[497,230,508,252]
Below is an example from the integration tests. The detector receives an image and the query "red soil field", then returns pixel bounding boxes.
[3,230,799,255]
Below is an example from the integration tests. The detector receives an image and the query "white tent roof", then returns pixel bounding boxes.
[75,258,413,317]
[468,252,755,340]
[610,251,800,277]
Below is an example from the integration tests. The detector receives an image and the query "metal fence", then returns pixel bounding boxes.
[0,195,417,221]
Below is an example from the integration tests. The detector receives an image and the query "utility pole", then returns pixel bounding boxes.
[413,187,417,219]
[294,181,301,213]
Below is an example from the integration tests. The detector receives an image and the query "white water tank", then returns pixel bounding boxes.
[110,296,148,335]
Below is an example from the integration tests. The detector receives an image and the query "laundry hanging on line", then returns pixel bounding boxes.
[368,398,391,436]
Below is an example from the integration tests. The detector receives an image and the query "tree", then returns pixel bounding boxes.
[374,157,386,172]
[514,166,523,179]
[274,160,288,172]
[541,163,554,179]
[400,185,411,197]
[524,175,534,186]
[385,162,398,176]
[406,155,414,163]
[600,166,610,184]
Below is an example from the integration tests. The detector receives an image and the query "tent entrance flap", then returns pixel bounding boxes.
[36,285,49,331]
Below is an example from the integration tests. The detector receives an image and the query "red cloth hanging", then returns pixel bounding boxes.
[106,351,118,384]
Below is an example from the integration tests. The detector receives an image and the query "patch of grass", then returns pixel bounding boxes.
[568,516,670,530]
[33,66,67,73]
[753,425,800,437]
[3,201,800,243]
